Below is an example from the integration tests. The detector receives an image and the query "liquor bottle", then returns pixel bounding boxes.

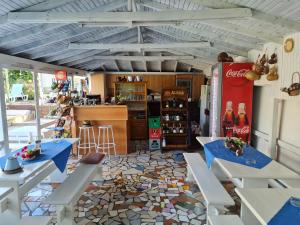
[165,101,169,108]
[162,137,166,147]
[179,123,184,134]
[172,98,177,108]
[222,101,235,137]
[233,103,250,143]
[172,123,177,133]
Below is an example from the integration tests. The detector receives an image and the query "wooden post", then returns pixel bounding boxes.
[0,68,9,154]
[33,71,42,140]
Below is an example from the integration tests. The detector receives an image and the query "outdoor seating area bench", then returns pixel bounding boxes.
[0,187,13,213]
[183,153,235,222]
[208,215,244,225]
[18,216,52,225]
[44,162,103,225]
[276,178,300,188]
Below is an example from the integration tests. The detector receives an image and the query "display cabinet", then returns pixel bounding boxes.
[160,87,188,150]
[114,82,148,140]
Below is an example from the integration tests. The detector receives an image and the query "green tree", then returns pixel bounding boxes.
[7,70,34,100]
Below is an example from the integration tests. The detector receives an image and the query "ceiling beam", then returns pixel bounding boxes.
[0,0,127,46]
[65,36,138,66]
[189,0,300,31]
[141,0,280,43]
[30,28,134,60]
[6,8,252,24]
[114,61,120,71]
[91,55,194,61]
[68,42,210,50]
[8,27,105,55]
[0,53,86,74]
[146,27,248,57]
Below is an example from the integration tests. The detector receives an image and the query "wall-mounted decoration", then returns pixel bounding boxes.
[284,38,294,53]
[281,72,300,96]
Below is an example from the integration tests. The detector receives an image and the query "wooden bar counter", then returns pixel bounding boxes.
[72,105,129,155]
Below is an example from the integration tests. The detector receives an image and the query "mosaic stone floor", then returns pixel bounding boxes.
[21,149,240,225]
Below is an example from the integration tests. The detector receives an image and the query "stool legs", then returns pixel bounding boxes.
[97,126,116,159]
[78,126,96,157]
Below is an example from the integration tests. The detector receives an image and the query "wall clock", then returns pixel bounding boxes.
[284,38,294,53]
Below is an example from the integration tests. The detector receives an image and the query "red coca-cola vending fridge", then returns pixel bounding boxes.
[209,62,253,143]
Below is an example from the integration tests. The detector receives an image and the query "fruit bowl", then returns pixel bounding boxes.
[224,137,246,156]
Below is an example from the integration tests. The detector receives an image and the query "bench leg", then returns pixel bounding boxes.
[92,166,104,182]
[57,205,75,225]
[186,167,195,182]
[0,184,22,225]
[240,202,261,225]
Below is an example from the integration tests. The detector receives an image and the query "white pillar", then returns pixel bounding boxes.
[70,74,74,90]
[0,68,9,154]
[33,71,42,140]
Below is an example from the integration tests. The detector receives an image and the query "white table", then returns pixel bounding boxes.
[0,138,79,225]
[196,136,300,188]
[235,188,300,225]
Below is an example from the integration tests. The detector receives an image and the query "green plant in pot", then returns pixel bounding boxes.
[116,94,127,104]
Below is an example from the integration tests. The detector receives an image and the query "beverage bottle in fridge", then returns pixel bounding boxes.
[233,103,250,142]
[222,101,235,137]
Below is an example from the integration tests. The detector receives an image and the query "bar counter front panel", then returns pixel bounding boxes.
[72,105,129,155]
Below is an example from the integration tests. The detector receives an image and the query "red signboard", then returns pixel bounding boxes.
[55,70,67,80]
[221,63,253,143]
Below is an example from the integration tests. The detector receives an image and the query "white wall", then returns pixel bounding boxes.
[248,33,300,173]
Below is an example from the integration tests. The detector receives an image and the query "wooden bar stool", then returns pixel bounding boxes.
[78,126,96,157]
[97,125,116,159]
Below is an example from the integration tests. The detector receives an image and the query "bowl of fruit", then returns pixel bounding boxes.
[224,137,246,156]
[17,146,40,161]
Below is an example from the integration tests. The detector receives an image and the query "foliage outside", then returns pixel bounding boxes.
[7,70,34,100]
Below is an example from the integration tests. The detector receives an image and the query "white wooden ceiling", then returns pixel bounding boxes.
[0,0,298,73]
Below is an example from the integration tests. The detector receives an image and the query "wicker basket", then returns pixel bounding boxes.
[289,72,300,96]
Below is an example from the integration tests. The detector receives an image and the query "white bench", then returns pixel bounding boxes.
[44,162,103,225]
[208,215,244,225]
[276,179,300,188]
[183,153,235,223]
[17,216,52,225]
[0,187,14,213]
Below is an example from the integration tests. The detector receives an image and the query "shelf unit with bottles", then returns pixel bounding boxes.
[160,87,188,150]
[114,81,148,140]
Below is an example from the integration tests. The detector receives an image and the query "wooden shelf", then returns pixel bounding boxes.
[163,133,187,137]
[161,108,187,112]
[162,144,188,149]
[160,87,188,150]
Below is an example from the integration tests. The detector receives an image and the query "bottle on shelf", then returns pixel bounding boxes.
[172,123,177,133]
[162,136,166,147]
[165,101,169,108]
[179,100,184,109]
[172,98,177,108]
[179,123,184,134]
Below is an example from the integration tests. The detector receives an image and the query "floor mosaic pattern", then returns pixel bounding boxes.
[22,150,240,225]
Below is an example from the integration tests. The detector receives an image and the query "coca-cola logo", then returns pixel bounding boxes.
[226,69,249,78]
[233,126,250,134]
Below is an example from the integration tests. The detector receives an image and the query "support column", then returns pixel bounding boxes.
[33,71,41,140]
[0,68,9,154]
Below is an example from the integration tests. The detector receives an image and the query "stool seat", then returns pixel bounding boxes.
[78,126,96,157]
[97,125,116,159]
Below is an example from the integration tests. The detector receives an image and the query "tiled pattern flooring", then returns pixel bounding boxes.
[22,149,240,225]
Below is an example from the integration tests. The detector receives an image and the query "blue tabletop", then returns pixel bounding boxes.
[204,140,272,169]
[0,140,72,173]
[268,197,300,225]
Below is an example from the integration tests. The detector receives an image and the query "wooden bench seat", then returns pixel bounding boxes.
[208,215,244,225]
[44,162,102,225]
[183,153,235,223]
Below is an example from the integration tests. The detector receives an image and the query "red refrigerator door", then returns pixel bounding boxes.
[221,63,253,143]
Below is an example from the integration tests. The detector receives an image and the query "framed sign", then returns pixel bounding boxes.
[55,70,67,80]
